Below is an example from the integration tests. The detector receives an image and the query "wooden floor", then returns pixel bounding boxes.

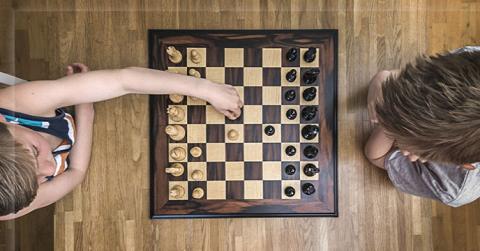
[1,0,479,250]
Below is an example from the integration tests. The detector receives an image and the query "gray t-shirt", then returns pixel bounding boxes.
[385,46,480,207]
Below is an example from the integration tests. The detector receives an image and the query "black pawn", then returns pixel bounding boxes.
[303,69,320,85]
[286,109,297,120]
[301,125,319,140]
[285,165,296,175]
[302,183,316,195]
[284,89,296,101]
[303,164,320,177]
[286,48,298,62]
[301,106,317,121]
[285,186,296,197]
[303,145,318,159]
[264,125,275,136]
[302,87,317,101]
[286,69,297,82]
[285,145,297,156]
[303,47,316,63]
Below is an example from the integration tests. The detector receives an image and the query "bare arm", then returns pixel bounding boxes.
[0,103,94,221]
[365,70,398,168]
[0,67,242,119]
[364,125,395,168]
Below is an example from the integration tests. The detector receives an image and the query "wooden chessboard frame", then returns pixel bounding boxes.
[149,29,338,219]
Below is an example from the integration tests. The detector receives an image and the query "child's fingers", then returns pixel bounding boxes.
[71,63,89,73]
[66,65,74,75]
[408,154,419,162]
[225,111,236,120]
[231,108,241,118]
[401,150,410,156]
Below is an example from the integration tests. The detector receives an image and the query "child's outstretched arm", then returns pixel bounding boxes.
[0,66,243,120]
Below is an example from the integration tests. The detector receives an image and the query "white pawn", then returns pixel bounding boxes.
[190,49,201,64]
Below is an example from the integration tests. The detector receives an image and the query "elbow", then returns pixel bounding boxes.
[117,67,141,93]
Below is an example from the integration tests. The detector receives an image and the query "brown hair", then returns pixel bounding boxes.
[376,50,480,165]
[0,123,38,216]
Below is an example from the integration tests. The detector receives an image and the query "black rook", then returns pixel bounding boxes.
[302,183,316,195]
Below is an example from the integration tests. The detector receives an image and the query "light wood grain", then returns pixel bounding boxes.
[0,0,479,250]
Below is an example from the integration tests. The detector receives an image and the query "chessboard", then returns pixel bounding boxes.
[149,30,338,218]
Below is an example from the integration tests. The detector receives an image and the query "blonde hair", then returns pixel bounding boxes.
[0,123,38,215]
[376,50,480,164]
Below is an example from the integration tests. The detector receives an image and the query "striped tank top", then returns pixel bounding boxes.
[0,108,76,179]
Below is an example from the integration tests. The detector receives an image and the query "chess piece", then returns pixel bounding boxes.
[191,170,204,180]
[303,163,320,177]
[165,163,185,176]
[303,47,316,63]
[284,89,296,102]
[303,145,318,159]
[264,125,275,136]
[188,68,201,78]
[166,46,182,64]
[301,125,319,140]
[301,106,317,121]
[286,48,298,62]
[284,186,296,197]
[302,87,317,101]
[190,146,202,158]
[302,183,316,195]
[170,185,185,199]
[165,125,186,141]
[285,145,297,156]
[286,69,297,82]
[170,147,186,161]
[192,187,205,199]
[303,69,320,85]
[286,109,297,120]
[285,165,296,175]
[190,49,201,64]
[169,94,184,103]
[167,106,185,122]
[227,129,239,141]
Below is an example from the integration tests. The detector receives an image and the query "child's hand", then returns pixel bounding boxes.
[66,63,89,75]
[400,149,427,163]
[66,63,94,113]
[202,81,243,120]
